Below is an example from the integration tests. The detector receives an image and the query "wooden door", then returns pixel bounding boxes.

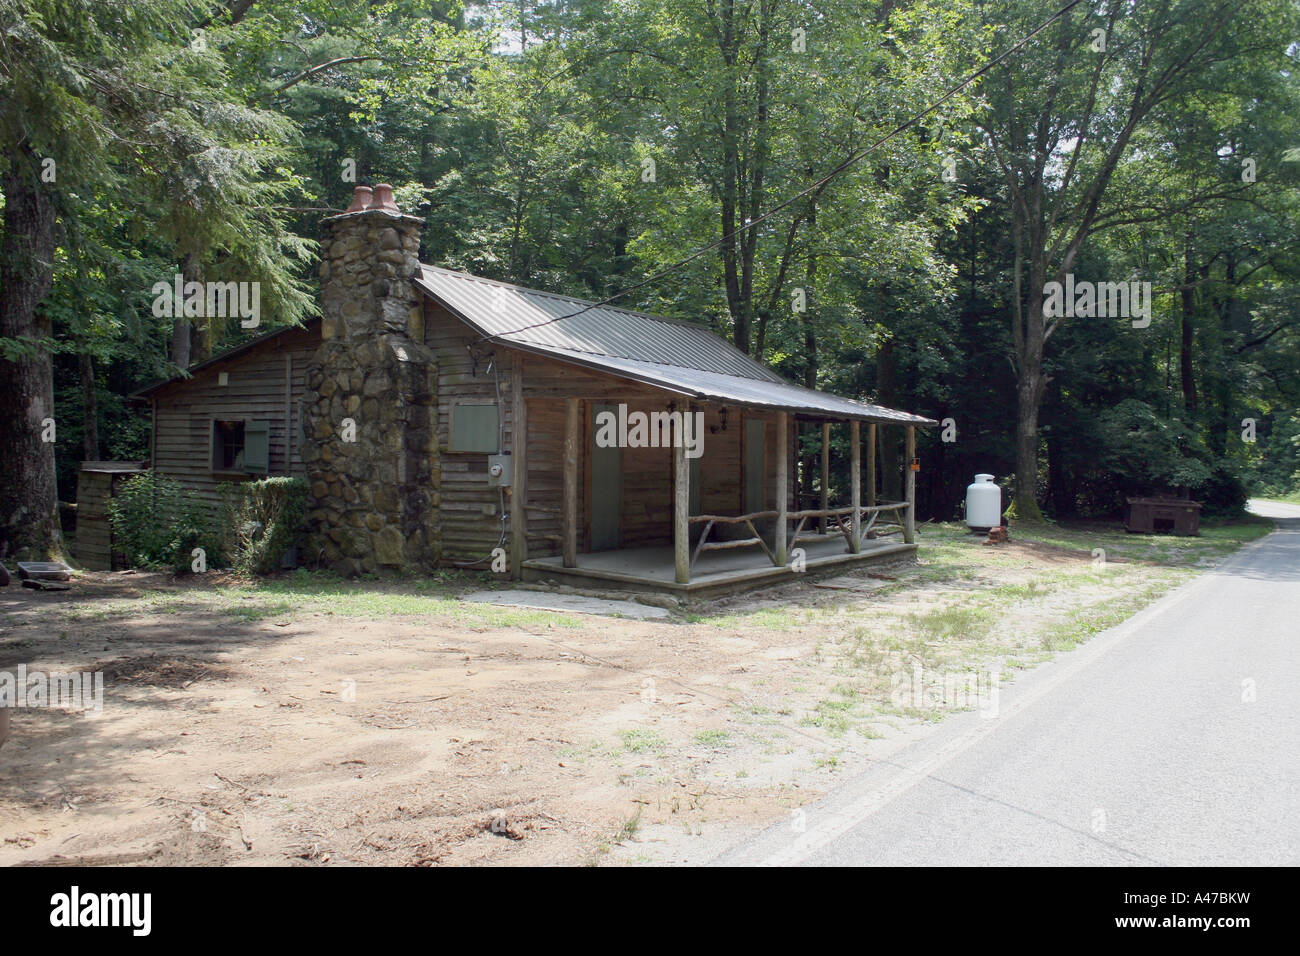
[589,403,622,550]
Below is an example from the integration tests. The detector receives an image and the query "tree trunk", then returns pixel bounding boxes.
[170,313,191,370]
[80,351,99,461]
[718,43,745,352]
[876,339,902,501]
[0,145,66,560]
[1011,240,1048,521]
[797,202,819,511]
[190,251,212,364]
[1046,383,1069,516]
[1180,243,1198,414]
[170,252,203,368]
[801,198,819,390]
[1014,376,1044,519]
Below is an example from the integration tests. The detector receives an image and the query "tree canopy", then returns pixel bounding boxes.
[2,0,1298,559]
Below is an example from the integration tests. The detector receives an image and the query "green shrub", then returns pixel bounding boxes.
[1198,462,1250,518]
[218,477,308,575]
[107,472,216,573]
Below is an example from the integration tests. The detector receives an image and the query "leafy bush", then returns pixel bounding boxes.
[107,472,216,573]
[1243,411,1300,499]
[218,477,308,575]
[1097,400,1213,497]
[1198,462,1250,518]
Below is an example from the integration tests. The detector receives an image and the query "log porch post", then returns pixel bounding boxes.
[849,420,861,553]
[904,423,917,544]
[819,421,830,534]
[510,357,527,579]
[775,411,788,566]
[562,397,579,567]
[674,435,690,583]
[866,422,877,510]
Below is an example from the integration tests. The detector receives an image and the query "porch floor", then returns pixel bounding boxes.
[521,532,917,599]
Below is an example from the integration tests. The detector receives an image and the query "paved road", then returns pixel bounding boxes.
[716,501,1300,866]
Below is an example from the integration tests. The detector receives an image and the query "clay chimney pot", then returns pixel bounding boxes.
[367,183,400,214]
[344,185,372,213]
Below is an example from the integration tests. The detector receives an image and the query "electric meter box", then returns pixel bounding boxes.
[487,453,512,488]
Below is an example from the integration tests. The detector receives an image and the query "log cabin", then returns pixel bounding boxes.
[131,184,935,599]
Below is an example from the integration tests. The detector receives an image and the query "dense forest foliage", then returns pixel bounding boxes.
[2,0,1298,560]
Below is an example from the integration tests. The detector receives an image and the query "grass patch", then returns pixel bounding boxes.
[800,687,861,736]
[908,604,992,642]
[618,729,667,755]
[1008,515,1272,566]
[702,606,812,630]
[223,598,299,623]
[49,570,584,630]
[813,513,1271,729]
[616,807,643,842]
[694,730,731,747]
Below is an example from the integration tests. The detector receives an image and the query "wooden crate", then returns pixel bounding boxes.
[1124,496,1203,536]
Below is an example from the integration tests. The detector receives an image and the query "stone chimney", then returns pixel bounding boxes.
[300,184,440,575]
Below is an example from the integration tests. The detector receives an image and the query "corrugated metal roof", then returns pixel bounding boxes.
[416,266,783,382]
[415,266,934,426]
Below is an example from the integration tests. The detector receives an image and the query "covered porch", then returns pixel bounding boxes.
[522,531,917,600]
[510,379,931,597]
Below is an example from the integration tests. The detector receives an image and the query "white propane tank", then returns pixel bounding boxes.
[966,474,1002,532]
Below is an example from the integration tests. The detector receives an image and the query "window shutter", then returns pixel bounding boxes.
[451,403,500,453]
[244,420,270,473]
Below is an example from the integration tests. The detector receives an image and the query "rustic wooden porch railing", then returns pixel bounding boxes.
[687,500,912,570]
[687,511,778,569]
[789,501,910,551]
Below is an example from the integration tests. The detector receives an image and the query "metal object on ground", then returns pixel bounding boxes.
[966,473,1002,532]
[16,561,73,581]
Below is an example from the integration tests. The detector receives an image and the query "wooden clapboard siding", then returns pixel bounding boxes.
[522,396,576,558]
[149,325,318,512]
[520,354,670,403]
[697,406,742,516]
[424,301,515,563]
[421,298,797,565]
[618,404,672,548]
[520,356,701,552]
[424,300,675,563]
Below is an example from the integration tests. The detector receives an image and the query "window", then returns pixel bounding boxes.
[450,403,500,453]
[211,419,269,474]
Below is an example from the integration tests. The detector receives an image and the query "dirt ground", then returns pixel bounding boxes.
[0,522,1258,866]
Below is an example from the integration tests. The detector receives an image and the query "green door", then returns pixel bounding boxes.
[590,404,622,550]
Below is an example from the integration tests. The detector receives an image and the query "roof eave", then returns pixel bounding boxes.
[414,274,935,425]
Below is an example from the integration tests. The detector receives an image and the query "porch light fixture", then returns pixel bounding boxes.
[712,406,729,434]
